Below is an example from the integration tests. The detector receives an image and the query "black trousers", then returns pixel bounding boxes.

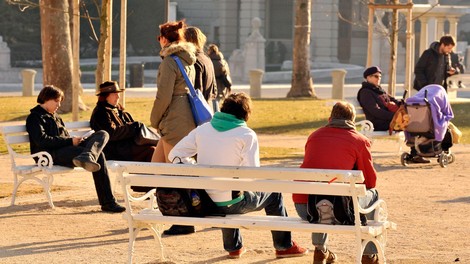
[51,130,116,206]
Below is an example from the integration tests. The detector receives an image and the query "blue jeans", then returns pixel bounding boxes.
[217,191,292,252]
[294,189,379,255]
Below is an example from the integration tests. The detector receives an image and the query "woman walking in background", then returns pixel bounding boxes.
[207,43,232,99]
[184,26,217,103]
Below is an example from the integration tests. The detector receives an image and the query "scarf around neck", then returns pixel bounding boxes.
[325,118,356,130]
[210,112,246,132]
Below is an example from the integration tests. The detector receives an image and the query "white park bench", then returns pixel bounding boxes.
[349,99,405,154]
[1,121,118,208]
[356,119,406,154]
[113,161,397,264]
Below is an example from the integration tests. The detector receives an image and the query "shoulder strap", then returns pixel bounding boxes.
[170,54,196,97]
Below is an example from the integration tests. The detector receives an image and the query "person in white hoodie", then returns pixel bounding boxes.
[169,92,307,260]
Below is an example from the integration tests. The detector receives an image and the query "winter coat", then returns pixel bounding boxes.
[209,52,232,97]
[26,105,73,157]
[357,81,400,131]
[194,51,217,101]
[413,41,448,91]
[150,42,197,146]
[90,101,155,161]
[292,126,376,204]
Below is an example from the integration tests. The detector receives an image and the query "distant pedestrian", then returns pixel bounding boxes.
[414,35,456,91]
[184,26,217,102]
[207,44,232,99]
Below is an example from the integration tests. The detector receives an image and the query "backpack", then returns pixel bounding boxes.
[156,188,222,217]
[307,195,367,226]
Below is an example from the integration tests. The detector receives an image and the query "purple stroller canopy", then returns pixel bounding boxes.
[406,85,454,141]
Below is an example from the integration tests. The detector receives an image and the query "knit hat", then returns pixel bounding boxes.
[363,66,382,79]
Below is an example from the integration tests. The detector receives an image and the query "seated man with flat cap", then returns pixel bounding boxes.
[357,66,429,163]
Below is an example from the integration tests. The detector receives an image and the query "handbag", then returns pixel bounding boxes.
[171,55,213,126]
[134,123,160,146]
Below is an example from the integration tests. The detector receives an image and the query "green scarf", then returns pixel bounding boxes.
[210,112,246,132]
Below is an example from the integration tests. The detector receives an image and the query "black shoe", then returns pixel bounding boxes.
[101,202,126,213]
[412,156,431,164]
[163,225,195,235]
[73,153,101,172]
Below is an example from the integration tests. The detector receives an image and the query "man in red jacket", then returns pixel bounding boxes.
[293,101,379,264]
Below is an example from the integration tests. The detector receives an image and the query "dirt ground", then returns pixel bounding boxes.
[1,135,470,264]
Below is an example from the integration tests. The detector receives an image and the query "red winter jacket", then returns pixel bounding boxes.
[292,126,377,204]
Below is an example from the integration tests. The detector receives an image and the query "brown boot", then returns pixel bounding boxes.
[362,254,379,264]
[313,249,337,264]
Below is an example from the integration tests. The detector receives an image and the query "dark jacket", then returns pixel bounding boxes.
[26,105,73,157]
[194,51,217,101]
[90,101,154,161]
[357,82,400,131]
[209,52,232,97]
[413,41,448,91]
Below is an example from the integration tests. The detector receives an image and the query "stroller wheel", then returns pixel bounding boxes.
[401,152,410,166]
[438,154,448,168]
[448,153,455,164]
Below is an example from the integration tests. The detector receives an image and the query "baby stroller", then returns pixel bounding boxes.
[400,84,455,167]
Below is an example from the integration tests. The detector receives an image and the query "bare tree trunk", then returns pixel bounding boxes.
[388,0,399,97]
[287,0,317,98]
[95,0,110,89]
[68,0,88,111]
[40,0,74,112]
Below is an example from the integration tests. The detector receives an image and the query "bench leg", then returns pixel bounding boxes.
[361,234,387,264]
[43,175,55,208]
[128,227,138,264]
[397,133,406,155]
[11,173,55,208]
[10,173,20,206]
[149,224,165,260]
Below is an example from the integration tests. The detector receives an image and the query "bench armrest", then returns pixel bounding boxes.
[356,120,374,135]
[359,199,389,222]
[31,151,54,168]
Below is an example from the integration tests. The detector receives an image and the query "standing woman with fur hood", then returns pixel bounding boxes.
[150,20,197,163]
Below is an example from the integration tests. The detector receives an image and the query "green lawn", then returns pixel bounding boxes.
[1,95,469,158]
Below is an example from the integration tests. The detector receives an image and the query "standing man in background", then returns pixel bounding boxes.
[413,35,456,92]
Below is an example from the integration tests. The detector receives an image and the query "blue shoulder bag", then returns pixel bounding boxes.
[171,55,213,126]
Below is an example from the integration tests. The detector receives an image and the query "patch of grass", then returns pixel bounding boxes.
[1,96,470,158]
[248,98,332,136]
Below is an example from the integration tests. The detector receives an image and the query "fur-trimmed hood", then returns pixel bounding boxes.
[160,42,197,65]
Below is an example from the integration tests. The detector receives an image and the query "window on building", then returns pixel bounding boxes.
[267,0,293,39]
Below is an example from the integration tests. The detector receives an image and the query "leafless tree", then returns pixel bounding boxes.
[287,0,317,98]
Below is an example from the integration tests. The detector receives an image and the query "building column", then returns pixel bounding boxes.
[311,0,339,63]
[419,17,429,55]
[448,17,459,41]
[436,17,445,37]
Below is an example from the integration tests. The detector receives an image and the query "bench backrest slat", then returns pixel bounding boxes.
[4,134,29,145]
[2,122,91,157]
[125,174,367,197]
[114,161,364,183]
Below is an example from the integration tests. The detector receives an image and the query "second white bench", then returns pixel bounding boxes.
[114,161,397,264]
